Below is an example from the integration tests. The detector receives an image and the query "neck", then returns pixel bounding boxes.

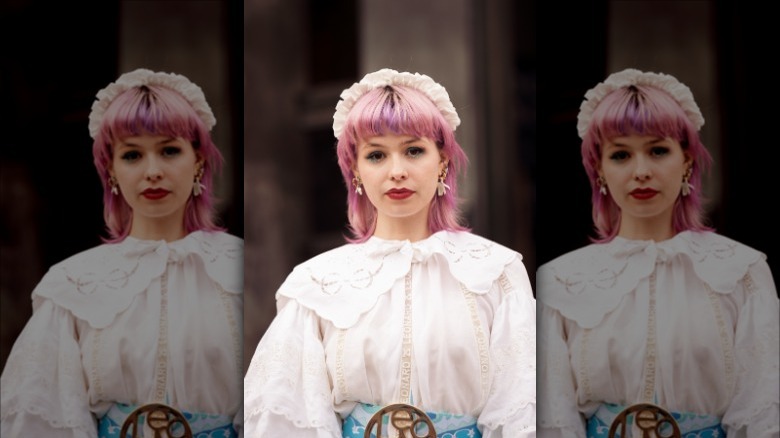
[617,213,676,242]
[373,211,431,243]
[129,214,188,242]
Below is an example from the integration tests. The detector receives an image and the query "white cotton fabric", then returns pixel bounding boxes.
[244,230,537,437]
[0,231,243,437]
[537,231,780,437]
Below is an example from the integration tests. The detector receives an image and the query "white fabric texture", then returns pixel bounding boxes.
[537,231,780,437]
[0,231,243,437]
[244,230,537,437]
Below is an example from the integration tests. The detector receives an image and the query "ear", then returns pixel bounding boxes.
[683,152,694,169]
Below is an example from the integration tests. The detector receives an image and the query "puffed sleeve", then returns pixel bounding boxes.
[1,299,96,437]
[478,257,537,438]
[537,302,586,438]
[243,298,341,438]
[722,259,780,437]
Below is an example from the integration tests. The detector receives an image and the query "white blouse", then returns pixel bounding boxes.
[537,231,779,437]
[0,231,243,438]
[244,230,537,437]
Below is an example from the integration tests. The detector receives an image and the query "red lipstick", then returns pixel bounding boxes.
[386,188,414,200]
[142,188,170,200]
[630,188,658,200]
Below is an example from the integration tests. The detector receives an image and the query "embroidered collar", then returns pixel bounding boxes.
[32,231,242,328]
[277,231,519,328]
[537,231,764,328]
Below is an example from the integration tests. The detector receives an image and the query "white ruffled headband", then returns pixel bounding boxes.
[576,68,705,139]
[88,68,216,139]
[332,68,461,139]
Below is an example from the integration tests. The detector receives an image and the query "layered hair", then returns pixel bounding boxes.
[92,84,224,242]
[336,85,469,242]
[581,84,713,242]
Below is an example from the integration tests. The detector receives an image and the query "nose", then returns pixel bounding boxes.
[145,157,163,181]
[389,155,408,181]
[633,156,652,181]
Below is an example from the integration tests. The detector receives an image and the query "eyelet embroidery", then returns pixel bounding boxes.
[335,329,350,401]
[579,328,593,401]
[439,237,492,262]
[91,328,104,401]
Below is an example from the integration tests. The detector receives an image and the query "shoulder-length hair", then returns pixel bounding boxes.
[580,84,713,242]
[92,84,224,242]
[336,85,469,242]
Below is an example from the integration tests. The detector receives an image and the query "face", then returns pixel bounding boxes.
[111,134,201,233]
[355,134,446,231]
[600,135,691,234]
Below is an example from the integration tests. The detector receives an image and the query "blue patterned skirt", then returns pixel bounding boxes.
[98,403,237,438]
[342,403,481,438]
[586,403,724,438]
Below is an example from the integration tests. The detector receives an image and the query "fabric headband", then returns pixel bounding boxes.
[332,68,461,139]
[576,68,705,139]
[88,68,216,139]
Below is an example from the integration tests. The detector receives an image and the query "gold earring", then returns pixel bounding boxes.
[437,166,450,197]
[597,176,607,195]
[193,165,206,197]
[352,175,363,195]
[681,167,694,197]
[108,175,119,195]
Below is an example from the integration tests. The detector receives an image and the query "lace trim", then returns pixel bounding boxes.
[153,268,169,403]
[707,283,735,395]
[461,283,490,411]
[579,328,593,401]
[335,329,350,400]
[218,283,243,381]
[398,270,414,403]
[498,273,513,294]
[641,269,658,402]
[91,328,105,401]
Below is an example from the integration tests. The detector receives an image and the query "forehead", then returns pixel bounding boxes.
[359,134,432,148]
[116,135,187,147]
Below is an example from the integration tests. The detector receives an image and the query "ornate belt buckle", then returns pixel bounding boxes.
[120,403,193,438]
[609,403,681,438]
[363,403,437,438]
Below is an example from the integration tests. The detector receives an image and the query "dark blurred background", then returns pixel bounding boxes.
[243,0,536,371]
[1,0,243,370]
[537,1,777,287]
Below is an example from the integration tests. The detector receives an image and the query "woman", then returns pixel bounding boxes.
[0,68,243,437]
[244,68,536,437]
[537,68,779,437]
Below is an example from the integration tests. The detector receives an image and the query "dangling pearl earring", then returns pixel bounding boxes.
[681,167,694,197]
[437,166,451,197]
[193,165,206,197]
[597,175,608,195]
[352,175,363,195]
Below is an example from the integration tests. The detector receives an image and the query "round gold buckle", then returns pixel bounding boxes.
[119,403,193,438]
[363,403,437,438]
[608,403,681,438]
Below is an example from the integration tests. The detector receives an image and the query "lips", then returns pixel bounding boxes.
[142,188,171,200]
[386,188,414,200]
[630,188,658,200]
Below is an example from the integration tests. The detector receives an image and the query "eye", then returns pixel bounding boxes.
[366,151,385,163]
[120,150,141,162]
[406,146,425,158]
[609,150,630,162]
[162,146,182,157]
[650,146,670,157]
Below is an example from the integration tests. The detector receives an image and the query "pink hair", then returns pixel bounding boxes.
[92,84,225,242]
[580,84,713,242]
[336,85,469,242]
